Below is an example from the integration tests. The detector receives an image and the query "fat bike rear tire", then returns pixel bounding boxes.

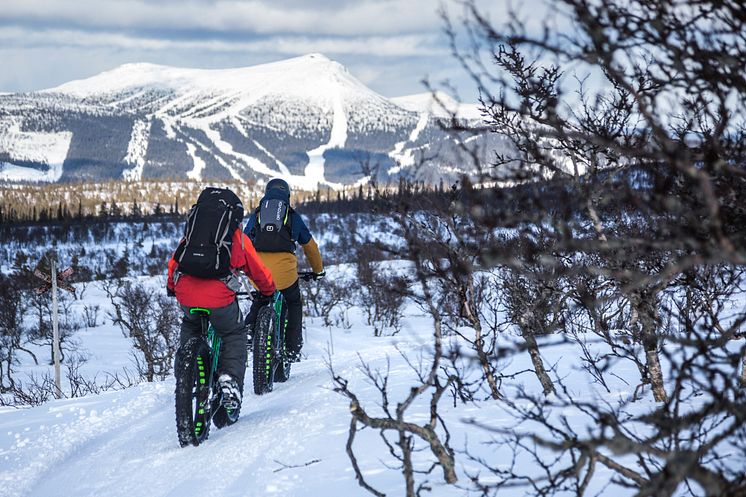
[175,337,213,447]
[274,341,291,384]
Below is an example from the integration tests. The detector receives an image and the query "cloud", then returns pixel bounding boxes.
[0,0,507,97]
[0,26,443,58]
[0,0,442,37]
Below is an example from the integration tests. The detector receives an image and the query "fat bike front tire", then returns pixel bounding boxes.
[252,305,277,395]
[175,337,213,447]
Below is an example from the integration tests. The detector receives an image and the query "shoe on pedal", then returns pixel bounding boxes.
[218,374,242,410]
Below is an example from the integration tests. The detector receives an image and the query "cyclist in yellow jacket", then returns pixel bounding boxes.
[244,179,324,361]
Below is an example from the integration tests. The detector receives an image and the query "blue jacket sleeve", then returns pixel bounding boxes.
[244,212,258,241]
[291,212,313,244]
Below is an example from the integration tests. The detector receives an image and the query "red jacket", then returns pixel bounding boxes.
[167,229,275,308]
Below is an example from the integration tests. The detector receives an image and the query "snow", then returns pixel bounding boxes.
[0,273,465,497]
[45,54,385,110]
[122,120,150,181]
[35,54,412,188]
[0,121,72,182]
[193,122,252,181]
[391,91,482,120]
[0,263,743,496]
[1,55,491,187]
[304,89,347,190]
[185,143,205,181]
[388,112,429,173]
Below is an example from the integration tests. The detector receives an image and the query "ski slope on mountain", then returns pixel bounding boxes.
[40,54,398,188]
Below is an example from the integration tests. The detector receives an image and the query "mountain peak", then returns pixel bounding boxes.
[43,54,366,101]
[303,53,330,62]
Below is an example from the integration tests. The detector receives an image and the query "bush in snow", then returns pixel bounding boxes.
[354,248,407,337]
[0,273,32,394]
[105,280,181,382]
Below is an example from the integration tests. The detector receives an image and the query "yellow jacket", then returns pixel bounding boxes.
[256,238,323,290]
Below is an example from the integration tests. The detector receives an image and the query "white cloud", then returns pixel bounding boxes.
[0,26,444,57]
[0,0,493,96]
[0,0,443,36]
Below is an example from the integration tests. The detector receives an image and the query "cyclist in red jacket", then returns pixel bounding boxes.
[167,226,276,410]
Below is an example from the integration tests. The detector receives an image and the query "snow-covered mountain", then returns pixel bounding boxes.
[0,54,501,188]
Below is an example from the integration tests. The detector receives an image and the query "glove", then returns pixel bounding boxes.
[253,291,273,304]
[254,289,280,306]
[313,271,326,281]
[167,287,176,297]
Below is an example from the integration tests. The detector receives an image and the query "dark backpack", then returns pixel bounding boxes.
[251,197,295,253]
[174,187,244,279]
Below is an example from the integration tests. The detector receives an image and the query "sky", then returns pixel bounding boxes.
[0,0,513,99]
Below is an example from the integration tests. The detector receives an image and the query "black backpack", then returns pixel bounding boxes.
[251,197,295,253]
[174,187,244,279]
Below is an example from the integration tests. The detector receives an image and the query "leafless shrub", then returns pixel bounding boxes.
[0,354,141,407]
[0,273,35,393]
[427,0,746,494]
[355,248,408,336]
[106,279,181,382]
[302,277,354,329]
[82,304,101,328]
[335,0,746,494]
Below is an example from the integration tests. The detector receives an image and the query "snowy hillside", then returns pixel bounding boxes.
[0,54,499,187]
[390,91,482,120]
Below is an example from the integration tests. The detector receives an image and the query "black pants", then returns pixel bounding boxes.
[179,300,247,391]
[247,279,303,357]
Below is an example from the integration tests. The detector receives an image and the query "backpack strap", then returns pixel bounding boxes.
[287,206,295,241]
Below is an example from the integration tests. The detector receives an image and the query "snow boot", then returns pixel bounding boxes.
[218,374,242,410]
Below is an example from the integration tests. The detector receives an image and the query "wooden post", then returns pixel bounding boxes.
[51,259,62,398]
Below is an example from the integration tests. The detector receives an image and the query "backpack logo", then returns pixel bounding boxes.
[266,225,275,232]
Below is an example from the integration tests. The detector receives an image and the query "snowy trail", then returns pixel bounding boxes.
[0,325,411,497]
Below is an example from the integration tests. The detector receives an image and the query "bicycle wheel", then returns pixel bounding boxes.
[174,337,213,447]
[252,305,276,395]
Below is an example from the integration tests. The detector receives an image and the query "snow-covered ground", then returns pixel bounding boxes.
[1,264,743,497]
[1,273,492,497]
